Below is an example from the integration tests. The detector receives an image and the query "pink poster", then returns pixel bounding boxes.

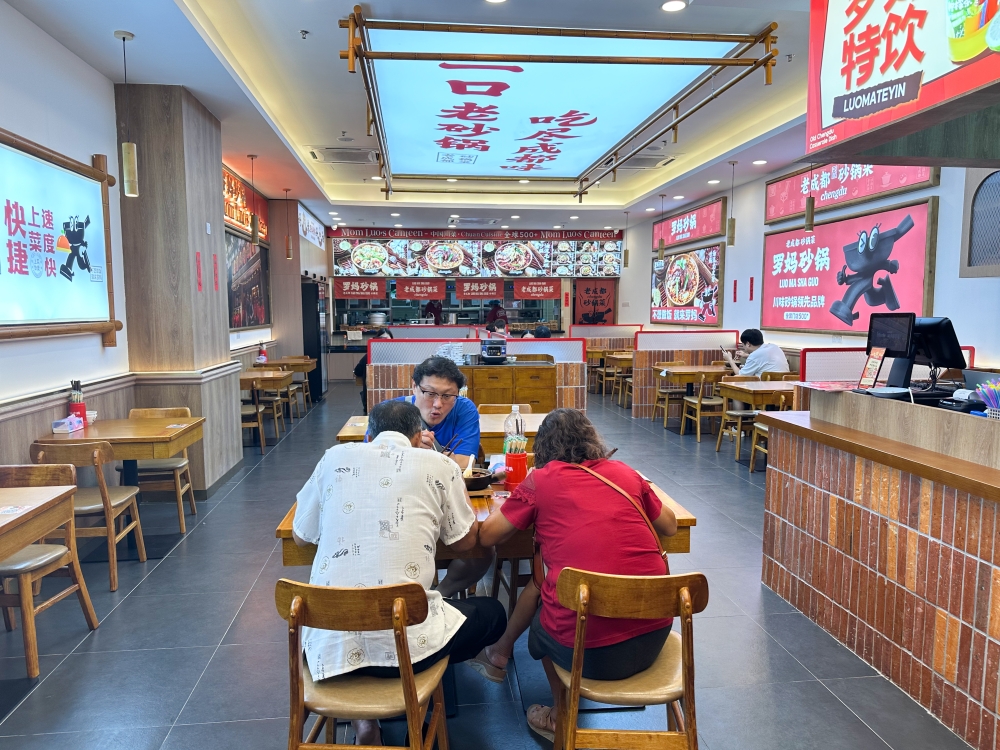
[761,201,935,333]
[652,198,726,251]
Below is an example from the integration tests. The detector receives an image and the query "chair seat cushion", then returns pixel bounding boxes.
[241,404,265,416]
[553,630,682,706]
[683,396,724,406]
[0,544,69,576]
[756,423,770,435]
[724,410,758,418]
[303,656,449,720]
[74,486,139,514]
[137,457,189,472]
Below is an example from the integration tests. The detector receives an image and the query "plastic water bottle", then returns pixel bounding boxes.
[503,405,525,454]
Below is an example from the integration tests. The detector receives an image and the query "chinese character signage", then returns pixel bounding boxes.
[765,164,937,223]
[456,279,503,299]
[223,167,269,242]
[0,142,109,326]
[574,282,616,325]
[513,280,560,299]
[807,0,1000,156]
[225,232,271,330]
[298,204,326,248]
[368,29,734,178]
[334,278,387,299]
[652,198,726,251]
[650,244,724,327]
[761,200,936,333]
[396,278,446,300]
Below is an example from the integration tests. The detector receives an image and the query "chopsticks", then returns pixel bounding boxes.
[439,435,463,457]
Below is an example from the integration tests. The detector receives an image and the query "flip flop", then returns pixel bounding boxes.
[466,648,507,684]
[526,704,556,742]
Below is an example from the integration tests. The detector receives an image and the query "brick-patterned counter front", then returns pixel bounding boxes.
[763,427,1000,750]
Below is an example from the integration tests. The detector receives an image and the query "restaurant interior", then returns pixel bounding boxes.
[2,0,1000,749]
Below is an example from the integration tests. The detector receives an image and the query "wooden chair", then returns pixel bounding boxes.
[586,351,604,393]
[651,361,685,428]
[0,464,99,678]
[715,376,760,457]
[781,374,799,382]
[29,442,146,592]
[477,404,532,414]
[552,568,708,750]
[259,389,286,438]
[241,378,267,455]
[281,365,306,417]
[595,353,623,396]
[761,370,797,381]
[490,454,535,616]
[749,423,769,473]
[618,376,633,409]
[679,374,724,442]
[127,407,197,534]
[711,360,730,367]
[607,354,633,403]
[275,579,450,750]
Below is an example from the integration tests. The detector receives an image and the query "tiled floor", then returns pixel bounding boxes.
[0,383,974,749]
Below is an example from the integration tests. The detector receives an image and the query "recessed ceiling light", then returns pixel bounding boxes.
[329,211,338,216]
[604,226,612,230]
[450,214,460,218]
[553,225,562,229]
[371,175,382,181]
[672,195,684,200]
[510,215,520,219]
[518,179,530,184]
[446,178,458,182]
[448,224,456,228]
[645,207,656,212]
[569,215,579,220]
[338,136,354,142]
[390,212,400,217]
[501,225,509,229]
[708,179,721,185]
[394,224,402,228]
[753,159,768,165]
[338,222,346,226]
[661,0,687,10]
[486,0,507,3]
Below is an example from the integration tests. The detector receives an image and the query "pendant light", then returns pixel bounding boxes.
[623,211,630,268]
[248,155,260,245]
[115,31,138,197]
[804,164,816,233]
[283,189,294,259]
[658,194,666,261]
[726,160,737,246]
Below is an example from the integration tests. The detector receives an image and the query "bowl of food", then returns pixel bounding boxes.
[483,241,496,254]
[556,265,571,276]
[602,264,617,276]
[556,252,572,265]
[604,241,619,252]
[425,242,465,273]
[351,242,388,274]
[665,253,700,305]
[579,252,593,264]
[557,240,572,253]
[494,242,532,274]
[578,264,594,276]
[463,468,498,491]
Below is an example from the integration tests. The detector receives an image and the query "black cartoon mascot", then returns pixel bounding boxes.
[59,215,91,281]
[829,214,913,326]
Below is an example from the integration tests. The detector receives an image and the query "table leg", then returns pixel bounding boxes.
[685,383,695,396]
[122,460,139,487]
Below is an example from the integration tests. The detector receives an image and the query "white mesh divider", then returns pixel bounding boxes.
[370,340,479,364]
[386,325,477,339]
[636,330,739,351]
[800,349,866,382]
[569,325,642,340]
[507,338,585,362]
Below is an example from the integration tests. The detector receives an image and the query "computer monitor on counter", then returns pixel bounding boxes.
[867,314,967,388]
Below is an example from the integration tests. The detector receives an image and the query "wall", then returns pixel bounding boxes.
[0,1,130,402]
[267,198,304,356]
[618,166,1000,366]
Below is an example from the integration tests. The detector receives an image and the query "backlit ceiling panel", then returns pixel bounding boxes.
[368,28,736,179]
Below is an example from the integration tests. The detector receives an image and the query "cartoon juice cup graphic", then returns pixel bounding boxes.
[948,0,999,62]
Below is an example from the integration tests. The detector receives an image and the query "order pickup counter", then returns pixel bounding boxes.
[757,391,1000,740]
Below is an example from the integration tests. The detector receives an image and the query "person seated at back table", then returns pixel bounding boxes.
[473,408,678,741]
[721,328,789,377]
[533,325,551,339]
[293,400,506,746]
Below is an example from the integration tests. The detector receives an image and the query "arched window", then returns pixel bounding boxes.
[968,171,1000,268]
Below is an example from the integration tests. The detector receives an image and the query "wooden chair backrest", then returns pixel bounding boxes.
[654,360,684,368]
[555,568,708,619]
[0,463,76,488]
[711,360,729,367]
[31,441,115,468]
[478,404,533,414]
[129,407,191,419]
[274,579,428,631]
[781,374,800,381]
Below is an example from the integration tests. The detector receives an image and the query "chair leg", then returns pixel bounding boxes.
[257,412,266,454]
[434,683,450,750]
[489,556,504,600]
[749,433,759,474]
[2,578,15,632]
[130,499,148,563]
[715,418,727,451]
[173,468,187,535]
[670,700,686,732]
[17,573,39,678]
[325,716,337,744]
[695,408,702,442]
[67,514,99,630]
[105,514,119,592]
[184,465,197,515]
[735,417,744,459]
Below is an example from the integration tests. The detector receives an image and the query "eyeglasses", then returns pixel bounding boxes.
[416,386,458,403]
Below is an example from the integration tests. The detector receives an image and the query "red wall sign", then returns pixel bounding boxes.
[222,167,269,241]
[396,278,446,300]
[807,0,1000,156]
[196,251,202,292]
[765,164,937,224]
[513,279,560,299]
[455,279,503,299]
[574,282,615,325]
[650,244,723,327]
[761,200,936,334]
[334,278,386,299]
[652,198,726,251]
[328,226,622,242]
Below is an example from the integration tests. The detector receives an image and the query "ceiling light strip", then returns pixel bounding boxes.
[347,51,764,67]
[379,187,591,196]
[392,174,579,182]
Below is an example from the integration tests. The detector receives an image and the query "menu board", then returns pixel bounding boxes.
[765,164,937,224]
[652,198,726,251]
[480,240,549,277]
[761,200,936,334]
[650,244,723,326]
[225,231,271,330]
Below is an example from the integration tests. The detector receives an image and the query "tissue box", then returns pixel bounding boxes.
[52,416,85,433]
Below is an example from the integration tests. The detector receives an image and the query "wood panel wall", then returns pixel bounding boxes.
[267,199,304,357]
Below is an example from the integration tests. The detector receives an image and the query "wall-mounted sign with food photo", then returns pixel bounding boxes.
[650,243,724,326]
[408,239,479,276]
[579,239,622,277]
[481,240,550,277]
[225,231,271,330]
[332,239,409,276]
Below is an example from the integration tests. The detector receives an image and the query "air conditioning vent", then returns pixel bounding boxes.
[456,217,502,226]
[307,147,380,164]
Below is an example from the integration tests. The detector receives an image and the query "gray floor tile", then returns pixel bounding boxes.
[699,566,796,616]
[221,587,286,645]
[129,551,271,597]
[163,718,289,749]
[0,597,95,659]
[0,728,169,749]
[0,655,63,717]
[754,612,876,680]
[453,660,516,705]
[694,615,813,689]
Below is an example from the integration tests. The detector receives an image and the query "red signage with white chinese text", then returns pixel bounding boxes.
[650,244,723,327]
[396,279,446,300]
[652,198,726,251]
[574,281,616,325]
[223,167,269,242]
[456,279,503,299]
[807,0,1000,157]
[761,200,935,334]
[327,226,622,242]
[765,164,937,224]
[334,278,387,299]
[513,279,560,299]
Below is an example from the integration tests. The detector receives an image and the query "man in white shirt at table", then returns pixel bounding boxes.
[293,400,506,745]
[722,328,790,377]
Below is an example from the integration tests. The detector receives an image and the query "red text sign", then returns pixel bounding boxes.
[396,278,446,300]
[761,201,934,333]
[223,167,269,241]
[765,164,935,223]
[196,251,202,292]
[650,244,723,326]
[652,198,725,251]
[328,226,621,242]
[334,278,386,299]
[574,281,615,325]
[513,279,560,299]
[455,279,503,298]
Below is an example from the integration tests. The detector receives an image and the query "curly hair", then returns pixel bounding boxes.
[532,408,608,468]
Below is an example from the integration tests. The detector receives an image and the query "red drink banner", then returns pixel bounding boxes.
[456,279,503,299]
[652,198,726,251]
[396,278,446,300]
[334,278,386,299]
[574,281,615,325]
[761,200,935,333]
[765,164,937,224]
[513,279,560,299]
[650,244,723,326]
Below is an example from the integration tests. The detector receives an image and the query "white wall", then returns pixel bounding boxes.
[0,1,130,400]
[618,166,1000,367]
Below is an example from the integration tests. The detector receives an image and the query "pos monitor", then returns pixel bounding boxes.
[870,315,966,388]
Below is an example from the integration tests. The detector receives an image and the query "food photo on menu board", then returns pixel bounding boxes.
[650,244,723,325]
[480,240,550,277]
[408,240,480,276]
[576,239,622,278]
[332,239,409,276]
[761,200,935,334]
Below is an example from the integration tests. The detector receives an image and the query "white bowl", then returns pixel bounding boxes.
[86,411,98,424]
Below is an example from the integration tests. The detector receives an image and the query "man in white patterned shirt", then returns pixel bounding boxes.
[293,400,506,745]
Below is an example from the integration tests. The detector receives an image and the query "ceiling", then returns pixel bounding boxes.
[6,0,811,229]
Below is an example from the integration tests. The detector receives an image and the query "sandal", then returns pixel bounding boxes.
[466,648,507,684]
[526,704,556,742]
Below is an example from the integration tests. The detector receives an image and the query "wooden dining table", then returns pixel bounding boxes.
[717,380,797,410]
[35,418,205,487]
[656,364,731,396]
[253,357,316,374]
[240,370,294,391]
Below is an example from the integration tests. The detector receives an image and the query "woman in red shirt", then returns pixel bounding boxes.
[475,409,677,741]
